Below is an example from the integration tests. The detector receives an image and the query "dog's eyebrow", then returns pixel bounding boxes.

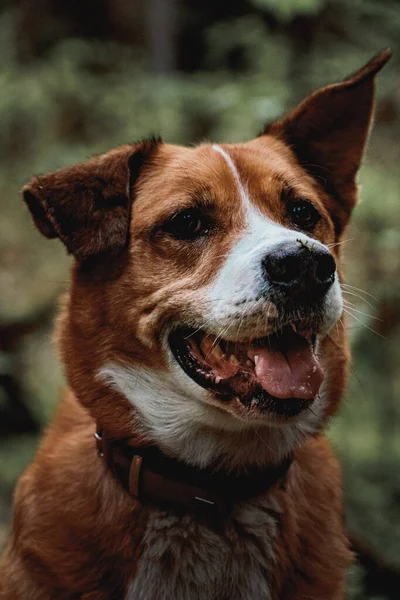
[189,184,214,205]
[266,172,295,194]
[274,176,313,202]
[164,192,216,216]
[191,193,217,212]
[281,182,301,199]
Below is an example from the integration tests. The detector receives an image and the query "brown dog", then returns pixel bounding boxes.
[0,50,391,600]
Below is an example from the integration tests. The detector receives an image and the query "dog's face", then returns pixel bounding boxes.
[23,52,390,466]
[116,137,340,425]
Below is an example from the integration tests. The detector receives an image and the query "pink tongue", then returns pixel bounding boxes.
[249,337,323,400]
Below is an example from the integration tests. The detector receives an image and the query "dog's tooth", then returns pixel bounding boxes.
[212,344,224,359]
[215,375,222,384]
[229,355,240,366]
[254,355,259,366]
[290,323,297,333]
[201,336,214,355]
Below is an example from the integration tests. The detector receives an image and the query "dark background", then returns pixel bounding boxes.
[0,1,399,597]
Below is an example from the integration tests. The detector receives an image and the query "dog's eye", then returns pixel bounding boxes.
[163,209,210,240]
[288,201,321,231]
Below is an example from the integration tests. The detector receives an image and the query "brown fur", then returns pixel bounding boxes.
[0,51,391,599]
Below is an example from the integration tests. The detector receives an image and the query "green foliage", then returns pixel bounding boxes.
[250,0,325,22]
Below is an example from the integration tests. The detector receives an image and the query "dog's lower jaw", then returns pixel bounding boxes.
[97,358,328,471]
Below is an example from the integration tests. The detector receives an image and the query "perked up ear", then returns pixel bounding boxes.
[264,50,392,233]
[23,138,160,262]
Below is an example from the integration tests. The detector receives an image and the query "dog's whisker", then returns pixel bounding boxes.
[342,308,386,339]
[250,425,273,453]
[326,333,367,394]
[326,238,354,249]
[307,405,318,418]
[183,327,204,340]
[341,289,376,310]
[208,252,238,261]
[341,283,380,302]
[342,301,381,322]
[203,325,232,361]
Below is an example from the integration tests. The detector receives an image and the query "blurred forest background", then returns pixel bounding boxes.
[0,0,399,597]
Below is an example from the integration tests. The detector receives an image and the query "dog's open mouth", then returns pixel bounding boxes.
[169,325,323,417]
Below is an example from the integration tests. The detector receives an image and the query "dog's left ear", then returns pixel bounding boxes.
[264,50,392,235]
[23,139,160,262]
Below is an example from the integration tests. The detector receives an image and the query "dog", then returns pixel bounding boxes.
[0,50,391,600]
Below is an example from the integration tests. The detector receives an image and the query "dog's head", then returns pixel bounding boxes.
[23,52,390,467]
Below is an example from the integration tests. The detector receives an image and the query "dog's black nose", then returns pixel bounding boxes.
[262,242,336,302]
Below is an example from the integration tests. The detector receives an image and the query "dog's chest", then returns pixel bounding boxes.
[126,496,279,600]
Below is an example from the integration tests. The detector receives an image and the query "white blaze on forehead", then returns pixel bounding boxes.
[212,144,251,215]
[212,143,293,235]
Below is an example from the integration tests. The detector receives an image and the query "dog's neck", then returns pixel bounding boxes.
[95,425,293,516]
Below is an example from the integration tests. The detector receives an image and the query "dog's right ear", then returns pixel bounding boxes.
[23,138,160,262]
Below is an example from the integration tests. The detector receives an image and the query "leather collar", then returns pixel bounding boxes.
[95,426,293,517]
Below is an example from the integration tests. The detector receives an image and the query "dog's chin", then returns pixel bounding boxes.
[168,323,325,423]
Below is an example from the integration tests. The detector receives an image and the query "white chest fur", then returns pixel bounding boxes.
[126,495,279,600]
